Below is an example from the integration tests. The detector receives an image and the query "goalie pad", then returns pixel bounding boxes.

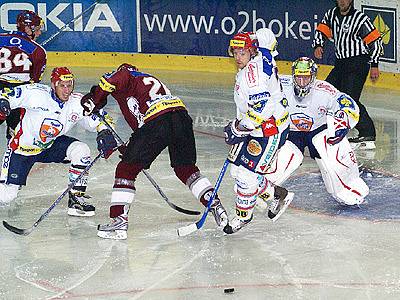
[264,140,304,186]
[313,130,369,205]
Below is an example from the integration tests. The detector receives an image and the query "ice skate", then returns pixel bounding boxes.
[223,214,253,234]
[97,215,128,240]
[267,186,294,222]
[349,136,376,150]
[210,197,228,227]
[68,192,95,217]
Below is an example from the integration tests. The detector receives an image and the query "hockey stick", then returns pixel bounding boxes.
[177,159,229,236]
[40,1,103,46]
[96,113,200,216]
[3,152,103,236]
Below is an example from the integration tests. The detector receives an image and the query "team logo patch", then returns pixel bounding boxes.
[69,112,79,122]
[39,118,63,142]
[247,139,262,156]
[246,62,259,87]
[315,82,336,95]
[250,99,268,113]
[318,106,327,117]
[291,113,314,131]
[337,95,355,109]
[280,97,288,108]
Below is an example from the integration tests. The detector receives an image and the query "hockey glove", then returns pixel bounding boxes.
[96,129,118,159]
[0,98,11,121]
[117,144,127,159]
[224,119,250,145]
[81,93,96,116]
[327,110,350,145]
[81,86,103,116]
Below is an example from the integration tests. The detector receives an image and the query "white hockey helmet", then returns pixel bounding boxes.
[292,57,318,98]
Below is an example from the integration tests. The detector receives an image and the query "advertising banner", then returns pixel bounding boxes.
[0,0,398,73]
[0,0,137,52]
[139,0,335,64]
[358,0,399,73]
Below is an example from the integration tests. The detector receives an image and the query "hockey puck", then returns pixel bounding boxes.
[224,288,235,293]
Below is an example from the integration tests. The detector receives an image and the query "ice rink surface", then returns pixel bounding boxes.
[1,67,400,300]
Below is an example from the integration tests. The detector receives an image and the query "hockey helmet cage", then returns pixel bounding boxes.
[228,32,258,57]
[292,57,318,98]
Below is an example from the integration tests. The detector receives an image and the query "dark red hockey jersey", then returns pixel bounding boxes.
[93,68,186,130]
[0,31,47,83]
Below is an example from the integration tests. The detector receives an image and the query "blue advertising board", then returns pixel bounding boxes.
[0,0,137,52]
[139,0,335,64]
[0,0,339,64]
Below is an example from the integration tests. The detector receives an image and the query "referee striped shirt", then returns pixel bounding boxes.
[312,6,383,66]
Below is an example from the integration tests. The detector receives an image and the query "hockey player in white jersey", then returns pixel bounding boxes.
[266,57,368,206]
[0,67,117,215]
[222,28,294,234]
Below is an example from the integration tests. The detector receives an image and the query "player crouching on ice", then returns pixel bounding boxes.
[264,57,369,206]
[0,67,117,216]
[222,28,294,234]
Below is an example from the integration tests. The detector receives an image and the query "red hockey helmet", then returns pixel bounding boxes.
[51,67,74,86]
[117,63,138,72]
[228,32,258,57]
[16,10,44,32]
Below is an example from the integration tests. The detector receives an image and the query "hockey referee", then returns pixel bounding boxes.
[312,0,383,150]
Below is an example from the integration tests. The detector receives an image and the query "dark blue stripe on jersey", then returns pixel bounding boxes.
[259,48,274,76]
[0,35,36,55]
[129,70,151,77]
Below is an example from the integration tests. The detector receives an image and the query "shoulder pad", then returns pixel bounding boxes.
[336,93,356,110]
[99,76,116,93]
[314,80,337,96]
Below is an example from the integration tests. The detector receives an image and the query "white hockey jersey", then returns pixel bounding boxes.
[5,83,107,156]
[234,51,289,137]
[280,75,360,132]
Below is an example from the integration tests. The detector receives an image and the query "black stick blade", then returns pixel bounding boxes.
[172,205,200,215]
[3,221,33,236]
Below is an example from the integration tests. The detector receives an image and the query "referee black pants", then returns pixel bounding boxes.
[325,54,376,139]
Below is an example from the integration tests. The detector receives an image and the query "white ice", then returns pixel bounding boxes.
[1,68,400,300]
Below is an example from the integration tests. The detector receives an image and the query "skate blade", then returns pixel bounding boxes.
[271,192,294,223]
[350,141,376,150]
[68,208,95,217]
[97,230,127,240]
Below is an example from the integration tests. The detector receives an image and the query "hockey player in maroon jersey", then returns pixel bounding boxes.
[81,63,228,239]
[0,10,47,138]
